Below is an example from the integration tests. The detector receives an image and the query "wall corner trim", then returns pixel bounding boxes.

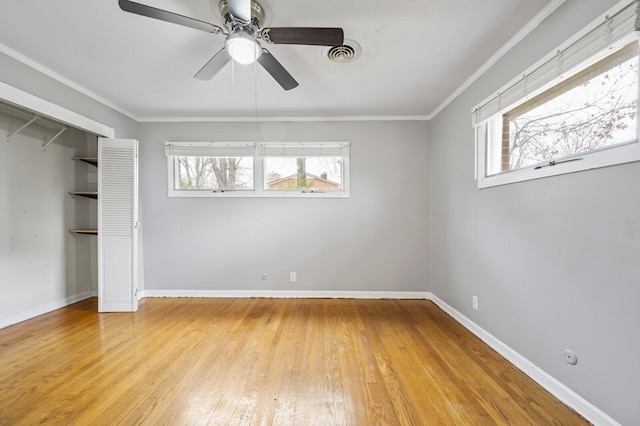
[427,294,622,426]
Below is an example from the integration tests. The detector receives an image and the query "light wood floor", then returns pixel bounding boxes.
[0,298,586,425]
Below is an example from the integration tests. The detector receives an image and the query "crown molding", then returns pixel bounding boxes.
[426,0,566,120]
[0,42,139,121]
[138,115,429,123]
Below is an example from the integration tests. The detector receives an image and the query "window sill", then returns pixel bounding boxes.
[167,190,350,198]
[477,140,640,189]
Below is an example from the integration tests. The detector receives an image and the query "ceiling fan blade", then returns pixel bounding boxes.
[226,0,252,23]
[257,49,298,91]
[194,48,232,80]
[118,0,223,34]
[261,27,344,46]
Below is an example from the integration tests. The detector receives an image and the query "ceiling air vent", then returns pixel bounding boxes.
[326,40,360,63]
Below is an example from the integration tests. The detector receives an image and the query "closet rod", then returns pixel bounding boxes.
[6,116,39,141]
[42,127,66,150]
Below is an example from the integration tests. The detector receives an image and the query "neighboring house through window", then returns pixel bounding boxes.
[266,172,342,191]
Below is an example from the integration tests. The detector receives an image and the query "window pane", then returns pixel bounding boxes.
[264,157,344,191]
[174,156,254,190]
[493,41,639,175]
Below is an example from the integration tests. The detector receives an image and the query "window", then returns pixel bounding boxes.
[165,142,256,194]
[474,2,640,188]
[174,156,254,191]
[497,41,638,174]
[165,141,350,197]
[258,142,348,193]
[264,157,345,192]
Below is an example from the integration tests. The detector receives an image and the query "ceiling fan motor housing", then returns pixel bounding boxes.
[219,0,266,30]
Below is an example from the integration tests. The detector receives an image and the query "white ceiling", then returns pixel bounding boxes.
[0,0,554,120]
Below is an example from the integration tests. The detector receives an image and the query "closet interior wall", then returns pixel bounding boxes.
[0,99,98,324]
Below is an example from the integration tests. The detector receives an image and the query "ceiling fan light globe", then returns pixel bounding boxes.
[226,35,262,65]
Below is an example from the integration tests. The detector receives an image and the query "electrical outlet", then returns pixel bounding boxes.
[290,272,297,282]
[472,295,479,310]
[563,349,578,365]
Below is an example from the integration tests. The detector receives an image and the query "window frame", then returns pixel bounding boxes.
[166,141,350,198]
[475,31,640,189]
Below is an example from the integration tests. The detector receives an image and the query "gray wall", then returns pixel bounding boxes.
[138,120,429,293]
[0,114,94,321]
[428,0,640,424]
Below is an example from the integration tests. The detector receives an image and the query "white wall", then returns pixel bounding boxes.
[428,0,640,424]
[139,120,429,293]
[0,113,95,325]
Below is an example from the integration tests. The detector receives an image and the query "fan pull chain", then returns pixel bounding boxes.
[254,59,259,141]
[231,60,235,91]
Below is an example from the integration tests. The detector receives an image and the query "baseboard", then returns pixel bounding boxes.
[427,294,621,426]
[0,290,97,330]
[139,289,430,299]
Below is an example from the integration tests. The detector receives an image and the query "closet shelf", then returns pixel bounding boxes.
[68,155,98,235]
[68,229,98,235]
[73,157,98,167]
[68,191,98,200]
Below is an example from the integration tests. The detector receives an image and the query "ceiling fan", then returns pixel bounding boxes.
[118,0,344,90]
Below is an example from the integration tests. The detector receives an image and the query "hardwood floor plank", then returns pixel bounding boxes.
[0,298,588,425]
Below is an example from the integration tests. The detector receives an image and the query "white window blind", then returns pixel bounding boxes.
[472,0,640,127]
[256,142,350,157]
[164,142,256,157]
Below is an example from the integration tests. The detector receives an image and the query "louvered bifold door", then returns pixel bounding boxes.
[98,138,139,312]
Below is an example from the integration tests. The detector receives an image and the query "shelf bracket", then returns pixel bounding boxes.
[6,116,39,141]
[42,127,66,150]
